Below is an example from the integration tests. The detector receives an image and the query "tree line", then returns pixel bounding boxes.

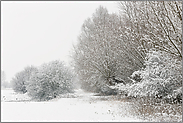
[72,1,182,103]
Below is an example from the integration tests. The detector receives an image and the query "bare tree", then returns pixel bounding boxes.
[118,1,182,59]
[72,6,145,93]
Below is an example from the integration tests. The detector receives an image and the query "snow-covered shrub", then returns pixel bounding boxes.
[99,85,117,95]
[26,60,74,101]
[130,70,142,83]
[128,51,182,99]
[164,87,182,104]
[11,66,37,94]
[172,87,182,103]
[110,83,127,95]
[143,51,181,98]
[115,50,182,102]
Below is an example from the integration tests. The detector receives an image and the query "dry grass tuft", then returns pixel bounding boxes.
[122,97,182,122]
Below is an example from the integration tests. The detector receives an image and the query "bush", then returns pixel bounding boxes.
[140,51,182,99]
[130,70,142,83]
[26,60,74,101]
[115,50,182,103]
[11,66,37,93]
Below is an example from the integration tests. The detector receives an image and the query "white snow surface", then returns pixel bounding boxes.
[1,88,143,122]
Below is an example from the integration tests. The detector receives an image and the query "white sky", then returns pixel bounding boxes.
[1,1,119,82]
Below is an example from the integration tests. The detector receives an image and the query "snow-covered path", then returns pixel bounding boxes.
[1,89,142,122]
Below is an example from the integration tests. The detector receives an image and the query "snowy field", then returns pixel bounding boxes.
[1,88,143,122]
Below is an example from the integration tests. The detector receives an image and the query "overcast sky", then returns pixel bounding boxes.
[1,1,119,82]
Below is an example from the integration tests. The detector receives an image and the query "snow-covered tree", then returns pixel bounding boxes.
[118,1,182,59]
[26,60,74,101]
[1,70,11,88]
[72,6,145,93]
[1,70,6,83]
[11,65,38,93]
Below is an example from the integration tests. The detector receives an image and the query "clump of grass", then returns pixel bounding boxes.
[125,97,182,122]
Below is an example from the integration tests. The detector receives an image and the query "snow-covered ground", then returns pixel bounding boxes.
[1,88,143,122]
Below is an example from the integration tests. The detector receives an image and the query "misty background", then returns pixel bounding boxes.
[1,1,119,82]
